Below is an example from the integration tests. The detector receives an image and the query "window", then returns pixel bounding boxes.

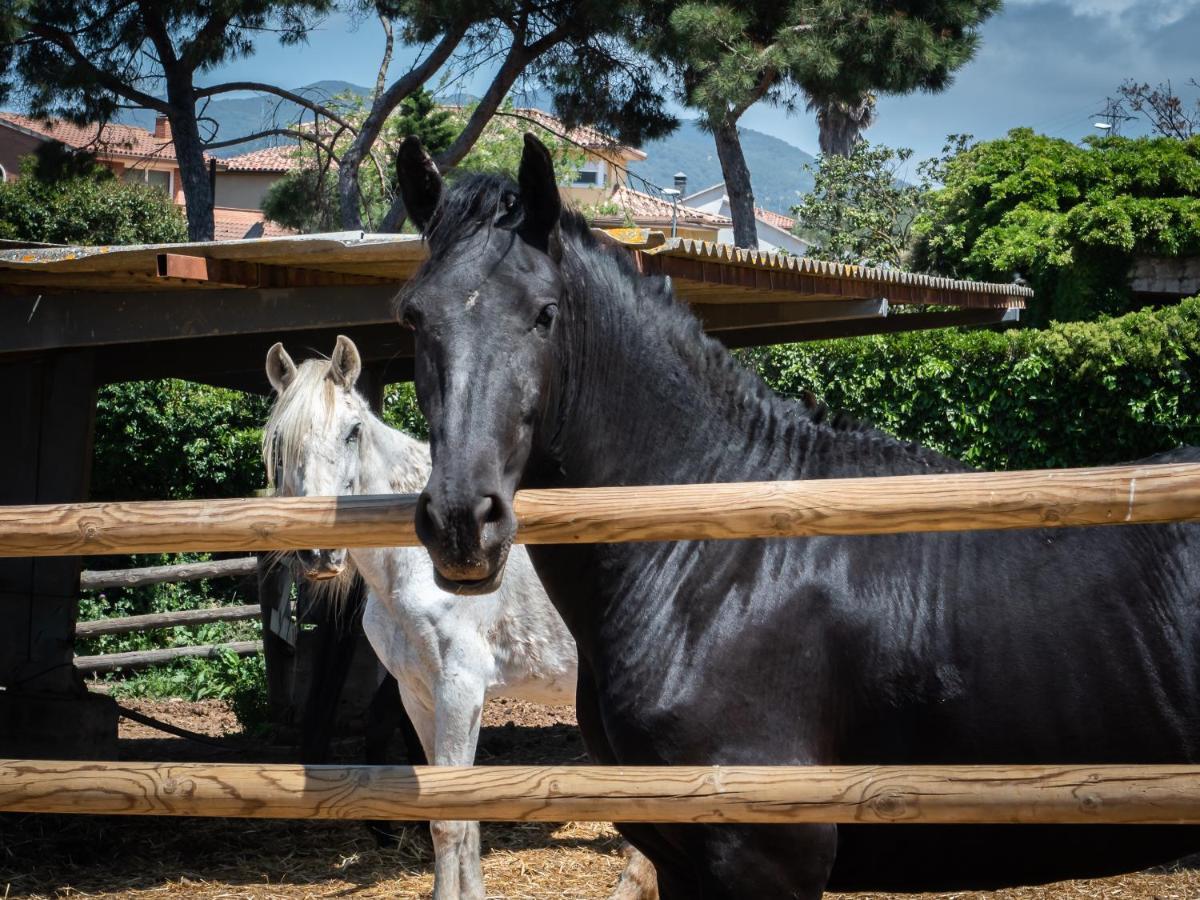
[123,166,172,195]
[572,160,605,189]
[146,169,171,194]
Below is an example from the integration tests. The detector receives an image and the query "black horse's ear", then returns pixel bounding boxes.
[396,135,442,233]
[517,133,561,252]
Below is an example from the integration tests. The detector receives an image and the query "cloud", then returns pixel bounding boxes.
[1007,0,1200,26]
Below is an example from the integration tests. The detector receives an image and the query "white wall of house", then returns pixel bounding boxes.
[714,222,810,256]
[687,182,809,256]
[214,173,281,211]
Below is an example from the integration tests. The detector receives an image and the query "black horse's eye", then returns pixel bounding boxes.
[346,423,362,444]
[400,313,416,332]
[535,303,558,329]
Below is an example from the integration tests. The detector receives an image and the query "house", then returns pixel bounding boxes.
[215,145,300,211]
[0,112,290,240]
[682,182,811,256]
[212,107,733,242]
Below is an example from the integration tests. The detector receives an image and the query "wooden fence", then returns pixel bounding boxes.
[2,463,1199,557]
[75,558,265,674]
[4,463,1200,826]
[2,761,1199,824]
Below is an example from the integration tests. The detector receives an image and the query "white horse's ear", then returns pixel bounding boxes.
[266,343,297,394]
[330,335,362,389]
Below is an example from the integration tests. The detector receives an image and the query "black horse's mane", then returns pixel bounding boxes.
[422,172,966,474]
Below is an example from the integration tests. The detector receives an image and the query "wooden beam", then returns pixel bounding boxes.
[155,254,396,289]
[75,604,262,638]
[2,761,1200,824]
[74,639,262,674]
[2,463,1200,558]
[696,299,886,332]
[716,308,1021,349]
[1,284,404,356]
[81,557,258,591]
[156,254,260,288]
[92,324,414,390]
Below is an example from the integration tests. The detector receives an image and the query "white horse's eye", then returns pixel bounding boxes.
[346,423,362,444]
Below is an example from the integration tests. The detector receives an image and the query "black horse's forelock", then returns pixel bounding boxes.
[423,172,523,257]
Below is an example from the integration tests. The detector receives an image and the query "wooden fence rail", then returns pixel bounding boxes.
[2,762,1200,824]
[75,604,262,638]
[80,557,259,591]
[74,640,263,674]
[3,463,1200,558]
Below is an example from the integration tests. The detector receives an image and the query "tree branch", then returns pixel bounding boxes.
[336,22,467,229]
[16,18,169,112]
[203,126,337,156]
[192,81,357,133]
[374,11,394,101]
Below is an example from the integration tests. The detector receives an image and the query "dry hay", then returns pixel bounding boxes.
[3,699,1200,899]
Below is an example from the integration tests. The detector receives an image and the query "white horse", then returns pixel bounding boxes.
[263,336,656,900]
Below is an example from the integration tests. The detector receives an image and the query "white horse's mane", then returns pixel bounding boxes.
[262,357,430,495]
[261,357,431,610]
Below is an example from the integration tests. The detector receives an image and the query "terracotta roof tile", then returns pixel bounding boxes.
[211,207,295,241]
[590,185,731,227]
[0,112,182,162]
[755,206,796,231]
[221,145,306,173]
[510,108,647,161]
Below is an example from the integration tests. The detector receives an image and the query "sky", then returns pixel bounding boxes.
[203,0,1200,166]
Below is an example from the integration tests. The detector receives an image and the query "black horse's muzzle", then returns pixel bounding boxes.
[414,486,515,595]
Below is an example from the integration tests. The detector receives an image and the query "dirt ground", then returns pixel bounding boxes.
[3,698,1200,900]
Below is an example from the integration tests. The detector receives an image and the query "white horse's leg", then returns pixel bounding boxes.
[428,668,487,900]
[609,844,660,900]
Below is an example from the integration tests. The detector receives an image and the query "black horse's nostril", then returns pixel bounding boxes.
[415,491,443,540]
[473,495,495,527]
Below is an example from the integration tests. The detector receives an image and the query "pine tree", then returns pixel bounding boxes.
[641,0,999,248]
[334,1,676,230]
[1,0,341,241]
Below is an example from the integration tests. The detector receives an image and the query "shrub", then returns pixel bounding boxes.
[0,153,186,244]
[750,297,1200,470]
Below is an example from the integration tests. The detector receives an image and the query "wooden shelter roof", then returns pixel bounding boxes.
[0,230,1028,391]
[0,230,1030,307]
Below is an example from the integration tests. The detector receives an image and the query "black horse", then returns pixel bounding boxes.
[395,133,1200,898]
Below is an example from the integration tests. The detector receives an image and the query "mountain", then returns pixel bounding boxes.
[121,81,373,157]
[628,120,816,216]
[118,85,817,212]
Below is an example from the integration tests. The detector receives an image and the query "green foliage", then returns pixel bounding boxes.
[390,87,456,156]
[83,378,273,732]
[456,103,587,183]
[78,555,268,733]
[383,381,428,439]
[262,162,340,233]
[0,155,187,245]
[793,142,927,266]
[646,0,999,125]
[264,96,588,233]
[750,297,1200,470]
[92,380,269,503]
[1,0,334,127]
[913,129,1200,325]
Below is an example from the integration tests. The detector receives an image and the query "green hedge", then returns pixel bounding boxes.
[748,298,1200,470]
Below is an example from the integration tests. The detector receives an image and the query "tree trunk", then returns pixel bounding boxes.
[166,82,215,241]
[712,117,758,249]
[338,26,466,230]
[813,94,876,158]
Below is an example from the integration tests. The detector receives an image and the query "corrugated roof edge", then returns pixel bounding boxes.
[646,238,1035,299]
